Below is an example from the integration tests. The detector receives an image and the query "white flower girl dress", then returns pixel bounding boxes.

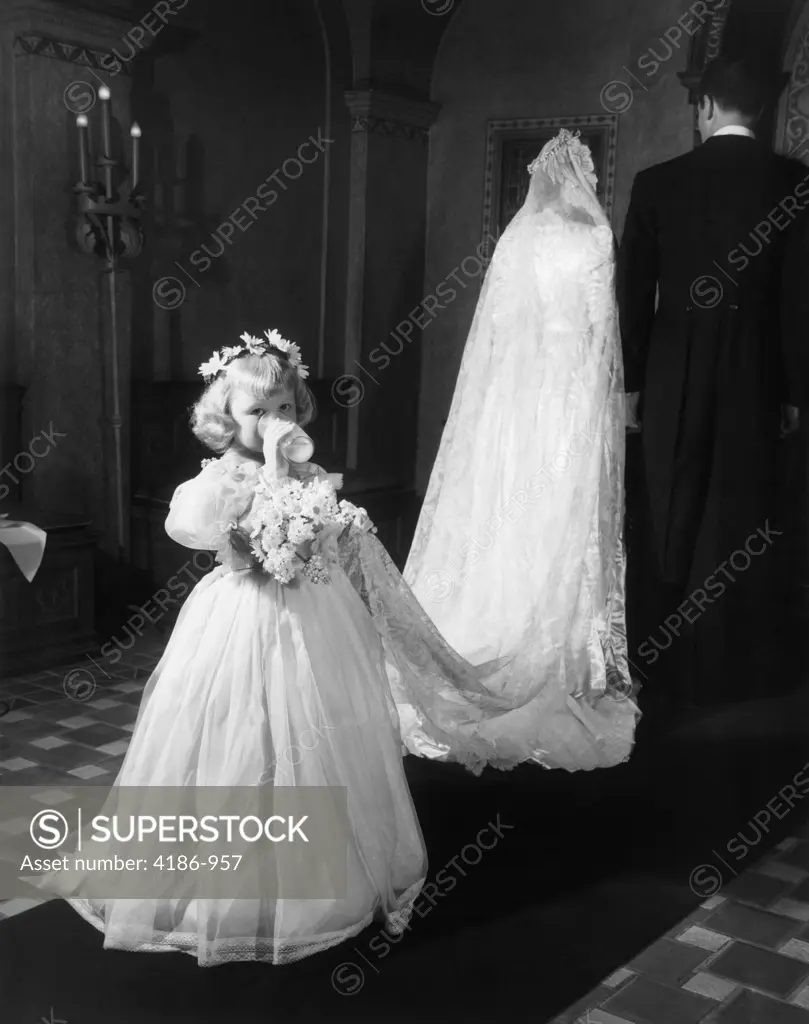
[66,449,427,966]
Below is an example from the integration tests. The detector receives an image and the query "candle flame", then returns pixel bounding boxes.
[76,114,89,127]
[99,85,111,100]
[130,123,142,137]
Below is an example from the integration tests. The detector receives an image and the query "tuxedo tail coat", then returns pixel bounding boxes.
[618,135,809,590]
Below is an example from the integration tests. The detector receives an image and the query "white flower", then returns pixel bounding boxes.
[263,330,310,379]
[221,345,243,360]
[261,525,284,549]
[284,341,309,379]
[240,332,266,355]
[263,328,288,350]
[199,352,227,379]
[260,547,296,583]
[287,517,315,545]
[286,341,302,359]
[264,508,285,530]
[300,486,336,526]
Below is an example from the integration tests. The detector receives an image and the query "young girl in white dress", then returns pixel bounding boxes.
[64,330,427,966]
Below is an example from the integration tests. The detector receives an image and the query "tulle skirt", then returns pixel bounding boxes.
[66,565,427,966]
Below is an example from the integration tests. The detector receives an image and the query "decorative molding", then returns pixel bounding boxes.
[0,0,136,33]
[345,89,441,143]
[13,32,132,74]
[778,10,809,163]
[481,114,619,256]
[350,115,429,142]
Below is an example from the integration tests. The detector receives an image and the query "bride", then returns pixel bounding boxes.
[341,129,638,773]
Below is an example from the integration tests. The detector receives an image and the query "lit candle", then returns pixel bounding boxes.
[98,85,112,159]
[76,114,89,183]
[130,122,141,188]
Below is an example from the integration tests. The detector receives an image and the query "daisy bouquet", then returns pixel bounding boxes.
[246,475,376,584]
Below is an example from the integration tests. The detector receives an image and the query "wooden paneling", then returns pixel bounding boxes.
[0,515,98,674]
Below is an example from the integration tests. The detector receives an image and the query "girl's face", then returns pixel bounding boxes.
[230,386,296,454]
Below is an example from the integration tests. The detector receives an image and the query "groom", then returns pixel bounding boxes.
[618,56,808,710]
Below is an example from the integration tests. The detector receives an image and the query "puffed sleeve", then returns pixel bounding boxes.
[164,456,260,551]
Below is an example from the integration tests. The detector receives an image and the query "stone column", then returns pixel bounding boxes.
[0,1,137,556]
[342,89,439,485]
[778,3,809,622]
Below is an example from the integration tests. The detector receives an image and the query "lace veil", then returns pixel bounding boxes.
[371,128,636,772]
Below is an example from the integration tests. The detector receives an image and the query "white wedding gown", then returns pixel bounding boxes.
[389,132,638,770]
[407,210,623,663]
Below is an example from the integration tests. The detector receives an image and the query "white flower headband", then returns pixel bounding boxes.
[198,329,310,383]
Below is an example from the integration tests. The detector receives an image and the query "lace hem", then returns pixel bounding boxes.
[66,877,425,967]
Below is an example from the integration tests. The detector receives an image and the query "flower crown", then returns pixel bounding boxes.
[198,329,310,383]
[527,128,590,182]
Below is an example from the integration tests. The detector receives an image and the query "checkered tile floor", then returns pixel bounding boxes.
[0,636,162,924]
[552,832,809,1022]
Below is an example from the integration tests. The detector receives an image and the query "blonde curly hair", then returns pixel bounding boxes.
[191,350,316,454]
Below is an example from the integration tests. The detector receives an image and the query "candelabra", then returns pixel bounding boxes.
[74,86,144,556]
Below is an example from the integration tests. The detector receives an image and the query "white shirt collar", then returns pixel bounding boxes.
[712,125,756,139]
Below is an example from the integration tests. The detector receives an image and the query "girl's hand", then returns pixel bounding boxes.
[261,417,297,484]
[296,539,314,560]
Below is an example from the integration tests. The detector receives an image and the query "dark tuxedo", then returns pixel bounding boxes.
[618,133,809,705]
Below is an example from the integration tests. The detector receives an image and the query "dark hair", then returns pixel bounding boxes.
[698,57,770,122]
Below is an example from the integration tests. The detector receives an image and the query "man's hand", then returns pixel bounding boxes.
[626,392,641,432]
[781,404,800,438]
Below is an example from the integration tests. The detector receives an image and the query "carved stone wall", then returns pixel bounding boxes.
[778,2,809,159]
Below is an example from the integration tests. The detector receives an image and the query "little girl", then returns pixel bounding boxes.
[65,330,427,966]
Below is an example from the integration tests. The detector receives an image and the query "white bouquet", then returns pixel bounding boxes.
[245,475,375,585]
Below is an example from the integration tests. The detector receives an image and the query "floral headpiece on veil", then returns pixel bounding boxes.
[198,329,310,382]
[527,128,598,191]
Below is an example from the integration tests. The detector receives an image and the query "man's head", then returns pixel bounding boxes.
[697,57,769,142]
